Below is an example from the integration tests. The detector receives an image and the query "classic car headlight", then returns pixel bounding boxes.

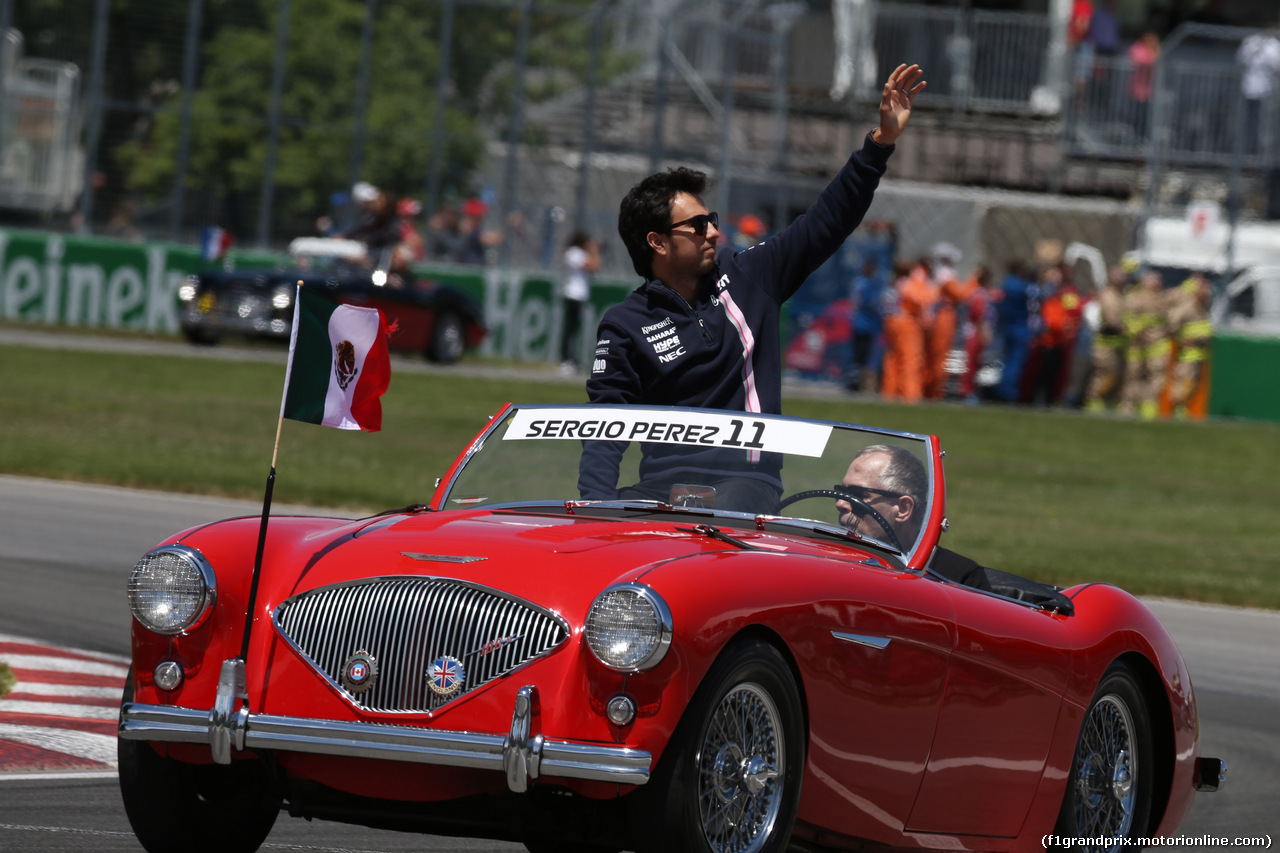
[178,275,199,302]
[127,545,216,635]
[271,285,293,310]
[584,583,672,672]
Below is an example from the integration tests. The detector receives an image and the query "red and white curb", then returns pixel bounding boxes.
[0,633,128,777]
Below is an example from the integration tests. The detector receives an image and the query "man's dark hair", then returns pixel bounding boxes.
[617,167,709,279]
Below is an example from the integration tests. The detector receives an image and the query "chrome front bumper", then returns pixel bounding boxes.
[119,660,651,793]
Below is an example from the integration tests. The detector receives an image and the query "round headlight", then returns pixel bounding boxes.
[128,545,216,635]
[584,583,672,672]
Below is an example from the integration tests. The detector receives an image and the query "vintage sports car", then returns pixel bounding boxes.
[118,404,1221,853]
[178,237,487,363]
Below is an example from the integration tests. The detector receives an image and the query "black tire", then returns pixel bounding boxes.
[1055,662,1154,852]
[641,638,804,853]
[428,311,465,363]
[182,327,220,346]
[118,674,280,853]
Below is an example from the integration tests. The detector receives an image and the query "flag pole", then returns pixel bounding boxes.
[240,417,284,663]
[239,285,302,667]
[235,282,391,691]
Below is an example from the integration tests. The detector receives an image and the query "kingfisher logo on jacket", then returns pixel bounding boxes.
[638,316,687,363]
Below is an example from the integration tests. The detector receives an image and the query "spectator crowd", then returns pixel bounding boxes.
[836,241,1214,420]
[318,182,510,277]
[319,182,1216,423]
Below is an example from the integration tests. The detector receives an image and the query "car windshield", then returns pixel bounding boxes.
[437,405,939,561]
[287,238,367,272]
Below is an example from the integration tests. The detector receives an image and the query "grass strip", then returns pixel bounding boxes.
[5,343,1279,609]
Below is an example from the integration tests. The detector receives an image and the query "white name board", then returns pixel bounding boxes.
[504,408,832,457]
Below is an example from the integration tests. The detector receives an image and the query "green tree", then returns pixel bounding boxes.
[94,0,631,242]
[116,0,487,240]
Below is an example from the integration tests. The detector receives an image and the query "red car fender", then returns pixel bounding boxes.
[129,515,386,711]
[628,547,949,791]
[1014,582,1200,847]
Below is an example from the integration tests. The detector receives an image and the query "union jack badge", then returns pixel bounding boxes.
[427,655,466,696]
[340,650,378,695]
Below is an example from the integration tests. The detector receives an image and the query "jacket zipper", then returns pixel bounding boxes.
[664,285,715,346]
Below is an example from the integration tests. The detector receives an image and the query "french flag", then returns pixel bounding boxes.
[200,226,233,262]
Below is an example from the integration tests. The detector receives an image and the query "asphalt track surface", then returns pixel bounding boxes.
[1,329,1276,851]
[0,476,1275,851]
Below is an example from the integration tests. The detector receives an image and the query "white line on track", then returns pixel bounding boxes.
[0,654,129,678]
[0,634,129,664]
[6,683,121,699]
[0,700,119,720]
[0,724,117,766]
[0,771,118,781]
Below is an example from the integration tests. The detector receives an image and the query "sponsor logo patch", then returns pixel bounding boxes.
[711,274,731,306]
[659,346,687,363]
[644,319,685,363]
[653,336,682,353]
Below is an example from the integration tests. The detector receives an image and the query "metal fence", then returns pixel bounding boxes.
[868,6,1056,114]
[0,1,1276,279]
[0,30,82,216]
[1063,26,1280,171]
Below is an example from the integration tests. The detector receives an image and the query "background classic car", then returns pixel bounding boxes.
[118,405,1220,853]
[178,238,487,363]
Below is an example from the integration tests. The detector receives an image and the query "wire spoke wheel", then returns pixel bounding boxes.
[642,639,802,853]
[1074,695,1137,844]
[696,683,785,853]
[1057,662,1153,853]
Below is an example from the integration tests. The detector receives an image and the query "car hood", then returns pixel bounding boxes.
[232,507,843,616]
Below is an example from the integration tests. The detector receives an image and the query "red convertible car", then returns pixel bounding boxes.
[118,404,1221,853]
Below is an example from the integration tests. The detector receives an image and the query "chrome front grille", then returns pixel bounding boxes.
[273,577,569,713]
[207,279,267,319]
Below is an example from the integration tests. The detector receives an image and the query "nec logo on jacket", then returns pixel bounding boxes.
[658,345,687,363]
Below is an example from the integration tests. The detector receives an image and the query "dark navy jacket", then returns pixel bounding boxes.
[579,133,894,499]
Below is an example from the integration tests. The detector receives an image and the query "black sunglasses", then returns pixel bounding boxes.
[834,484,901,503]
[668,211,719,236]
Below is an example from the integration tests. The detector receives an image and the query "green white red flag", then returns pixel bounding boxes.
[280,286,391,431]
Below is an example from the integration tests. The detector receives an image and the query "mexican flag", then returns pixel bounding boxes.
[280,286,391,431]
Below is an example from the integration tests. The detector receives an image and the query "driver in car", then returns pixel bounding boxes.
[837,444,993,592]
